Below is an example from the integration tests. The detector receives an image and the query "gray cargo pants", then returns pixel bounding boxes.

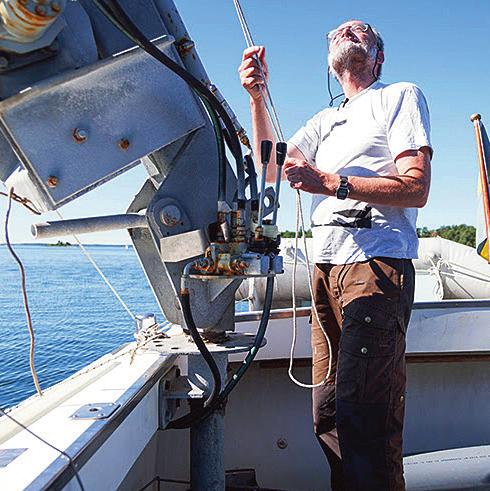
[311,257,415,491]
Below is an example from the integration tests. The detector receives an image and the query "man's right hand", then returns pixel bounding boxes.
[238,46,269,101]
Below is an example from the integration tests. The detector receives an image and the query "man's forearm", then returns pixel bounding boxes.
[285,148,431,208]
[335,149,431,208]
[290,167,429,208]
[334,174,429,208]
[251,98,277,182]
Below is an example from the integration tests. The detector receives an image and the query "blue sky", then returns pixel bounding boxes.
[1,0,490,243]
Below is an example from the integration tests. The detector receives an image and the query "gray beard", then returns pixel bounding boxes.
[328,41,375,79]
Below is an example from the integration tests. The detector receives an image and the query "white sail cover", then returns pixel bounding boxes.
[236,237,490,309]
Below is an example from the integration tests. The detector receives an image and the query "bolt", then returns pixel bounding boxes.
[361,347,368,355]
[364,316,372,323]
[161,205,182,227]
[0,57,8,69]
[35,4,47,16]
[276,438,288,450]
[50,1,61,12]
[72,128,88,143]
[118,138,130,151]
[176,38,195,56]
[46,176,58,188]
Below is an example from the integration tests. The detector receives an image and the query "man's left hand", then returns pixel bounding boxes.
[284,158,336,195]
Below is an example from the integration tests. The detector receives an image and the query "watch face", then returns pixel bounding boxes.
[337,187,349,200]
[336,176,349,200]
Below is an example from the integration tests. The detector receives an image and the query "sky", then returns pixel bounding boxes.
[1,0,490,244]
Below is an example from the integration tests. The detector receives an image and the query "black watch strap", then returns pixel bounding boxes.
[336,175,350,200]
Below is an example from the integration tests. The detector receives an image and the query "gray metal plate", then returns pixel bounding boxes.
[0,448,27,468]
[0,37,205,208]
[144,331,266,355]
[70,402,120,420]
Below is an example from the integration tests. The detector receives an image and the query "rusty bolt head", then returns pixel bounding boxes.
[35,5,47,16]
[46,176,58,188]
[118,138,130,151]
[72,128,88,143]
[176,38,195,57]
[51,1,61,12]
[276,438,288,450]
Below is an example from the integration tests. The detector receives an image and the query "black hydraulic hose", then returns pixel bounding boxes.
[202,98,227,203]
[244,153,259,206]
[180,291,222,410]
[218,276,274,400]
[223,129,247,207]
[234,150,246,206]
[92,0,241,203]
[168,276,275,429]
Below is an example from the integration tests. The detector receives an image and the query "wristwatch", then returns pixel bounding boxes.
[336,175,350,200]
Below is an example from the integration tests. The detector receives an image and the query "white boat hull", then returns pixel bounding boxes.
[0,301,489,490]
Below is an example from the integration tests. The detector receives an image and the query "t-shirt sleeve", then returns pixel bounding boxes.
[288,111,324,166]
[386,84,432,160]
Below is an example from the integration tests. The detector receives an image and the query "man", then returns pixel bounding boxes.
[239,20,432,491]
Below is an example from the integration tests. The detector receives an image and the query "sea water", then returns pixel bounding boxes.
[0,244,247,409]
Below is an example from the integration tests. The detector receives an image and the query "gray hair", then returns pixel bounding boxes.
[370,24,384,52]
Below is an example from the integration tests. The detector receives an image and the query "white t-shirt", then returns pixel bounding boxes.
[288,81,432,265]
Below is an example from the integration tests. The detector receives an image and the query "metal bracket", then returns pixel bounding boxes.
[162,375,205,400]
[70,402,120,420]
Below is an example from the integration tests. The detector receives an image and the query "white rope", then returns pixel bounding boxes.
[288,191,333,388]
[4,187,43,396]
[65,321,173,382]
[55,210,136,321]
[129,322,168,364]
[231,0,333,388]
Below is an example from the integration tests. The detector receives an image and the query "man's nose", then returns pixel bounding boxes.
[337,26,356,41]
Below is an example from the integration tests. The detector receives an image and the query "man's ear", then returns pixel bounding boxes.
[377,50,385,65]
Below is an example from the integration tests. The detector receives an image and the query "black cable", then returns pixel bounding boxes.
[0,407,85,491]
[372,48,379,82]
[91,0,242,174]
[168,276,275,429]
[202,98,227,203]
[179,291,221,410]
[217,276,274,400]
[244,154,259,208]
[327,68,344,108]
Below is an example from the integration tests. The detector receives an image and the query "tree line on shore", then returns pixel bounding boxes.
[280,224,476,248]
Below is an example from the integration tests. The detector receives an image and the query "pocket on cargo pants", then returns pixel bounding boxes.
[336,296,404,491]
